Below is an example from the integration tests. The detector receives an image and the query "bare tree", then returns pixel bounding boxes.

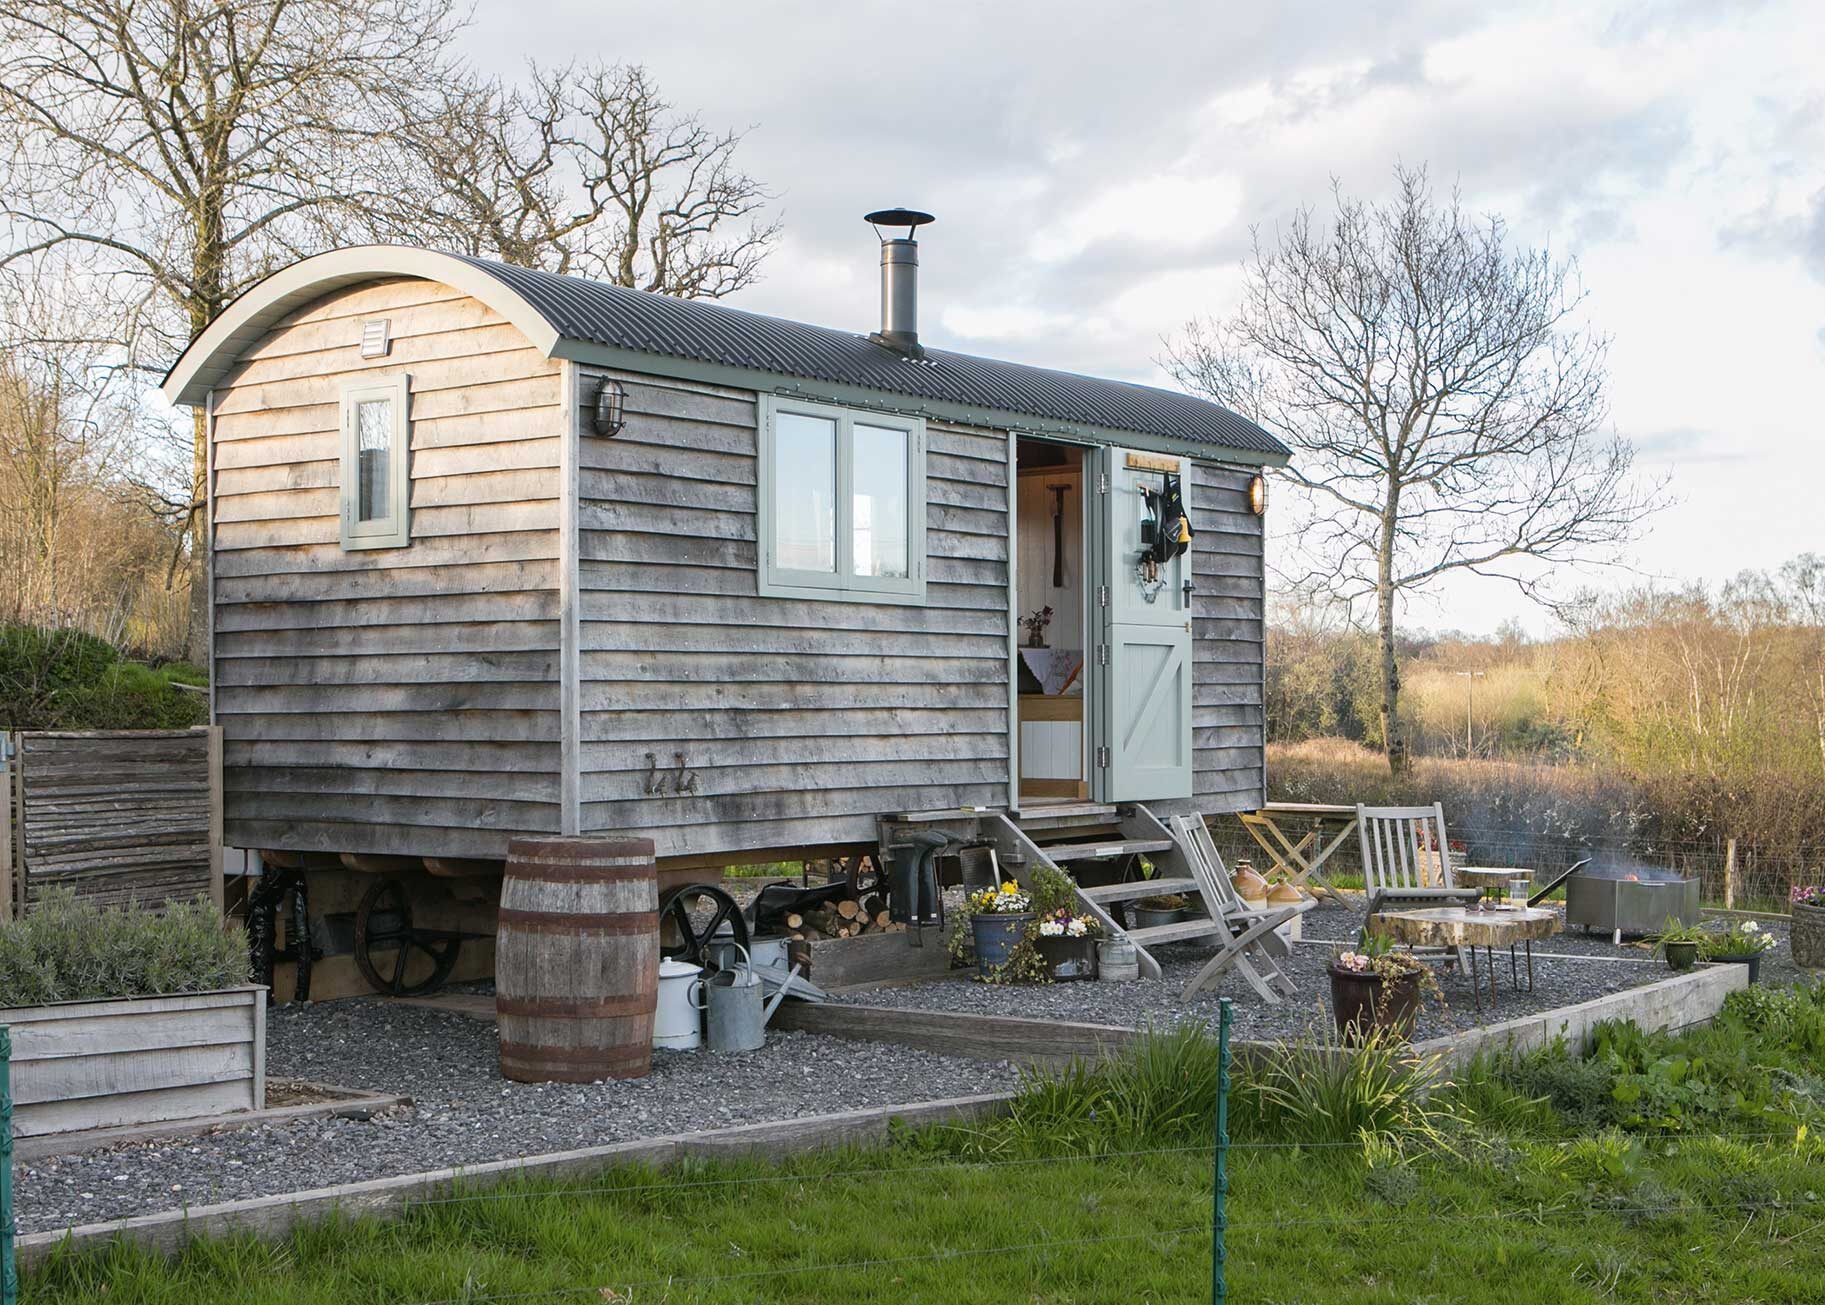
[1166,166,1662,774]
[403,62,779,298]
[0,0,467,658]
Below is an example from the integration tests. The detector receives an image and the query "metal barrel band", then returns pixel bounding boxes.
[496,908,660,935]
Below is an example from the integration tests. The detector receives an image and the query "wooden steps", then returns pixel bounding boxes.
[1126,918,1226,947]
[1077,876,1199,904]
[1035,838,1174,862]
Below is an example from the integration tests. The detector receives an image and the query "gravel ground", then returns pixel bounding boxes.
[16,1001,1020,1236]
[836,898,1802,1045]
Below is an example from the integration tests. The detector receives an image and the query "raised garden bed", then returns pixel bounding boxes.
[6,986,266,1136]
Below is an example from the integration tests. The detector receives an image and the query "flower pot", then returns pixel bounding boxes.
[1328,964,1421,1041]
[1793,902,1825,970]
[1131,906,1188,930]
[1709,951,1763,985]
[1034,934,1098,981]
[1663,940,1698,971]
[970,912,1034,975]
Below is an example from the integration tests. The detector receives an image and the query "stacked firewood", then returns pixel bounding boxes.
[783,893,901,941]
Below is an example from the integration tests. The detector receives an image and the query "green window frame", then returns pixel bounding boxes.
[757,394,927,605]
[339,374,411,550]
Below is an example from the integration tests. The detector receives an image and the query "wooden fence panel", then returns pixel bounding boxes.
[10,728,223,912]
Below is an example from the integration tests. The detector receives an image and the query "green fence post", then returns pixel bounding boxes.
[1212,996,1231,1305]
[1,1023,14,1305]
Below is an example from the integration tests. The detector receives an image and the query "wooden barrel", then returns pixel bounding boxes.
[496,836,659,1083]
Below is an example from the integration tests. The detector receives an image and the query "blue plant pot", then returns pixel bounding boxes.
[971,912,1034,975]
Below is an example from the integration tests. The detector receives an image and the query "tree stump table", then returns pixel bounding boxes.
[1370,905,1560,1012]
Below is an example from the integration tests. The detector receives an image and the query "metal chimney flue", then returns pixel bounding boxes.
[865,208,934,359]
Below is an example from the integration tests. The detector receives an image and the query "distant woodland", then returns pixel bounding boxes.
[1267,558,1825,905]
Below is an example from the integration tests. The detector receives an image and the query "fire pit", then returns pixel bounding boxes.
[1564,863,1699,940]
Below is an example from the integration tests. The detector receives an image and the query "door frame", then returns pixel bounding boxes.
[1006,434,1094,813]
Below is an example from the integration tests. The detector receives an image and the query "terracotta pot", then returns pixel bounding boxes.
[1232,865,1270,904]
[1328,964,1422,1041]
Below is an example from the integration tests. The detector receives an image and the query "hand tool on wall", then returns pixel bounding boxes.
[1048,483,1069,588]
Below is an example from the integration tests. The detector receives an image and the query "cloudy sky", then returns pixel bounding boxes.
[463,0,1824,635]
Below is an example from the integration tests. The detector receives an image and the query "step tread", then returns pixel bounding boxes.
[1041,838,1176,862]
[1125,918,1226,945]
[1078,876,1200,903]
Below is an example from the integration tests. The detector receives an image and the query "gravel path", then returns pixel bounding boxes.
[16,1000,1020,1236]
[836,899,1801,1045]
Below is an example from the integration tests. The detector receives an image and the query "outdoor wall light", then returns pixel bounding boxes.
[1248,473,1268,516]
[591,377,627,437]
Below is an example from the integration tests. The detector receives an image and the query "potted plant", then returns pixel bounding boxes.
[1792,886,1824,970]
[1652,919,1708,972]
[1033,908,1102,980]
[1700,919,1776,984]
[1132,893,1189,930]
[1327,934,1439,1041]
[965,881,1035,977]
[1020,605,1054,649]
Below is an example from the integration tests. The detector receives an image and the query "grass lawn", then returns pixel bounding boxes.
[26,1137,1825,1304]
[27,982,1825,1304]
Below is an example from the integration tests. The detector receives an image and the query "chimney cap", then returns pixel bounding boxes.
[865,208,935,239]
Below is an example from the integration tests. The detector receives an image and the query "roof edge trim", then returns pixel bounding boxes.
[553,339,1292,469]
[161,246,564,407]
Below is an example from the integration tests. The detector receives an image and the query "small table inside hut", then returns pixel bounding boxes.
[1236,803,1359,900]
[1371,905,1560,1012]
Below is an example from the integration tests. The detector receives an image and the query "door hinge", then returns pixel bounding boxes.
[1097,644,1109,667]
[1095,745,1109,769]
[1096,472,1109,494]
[1097,584,1109,609]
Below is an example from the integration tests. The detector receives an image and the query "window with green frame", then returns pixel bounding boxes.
[757,394,927,604]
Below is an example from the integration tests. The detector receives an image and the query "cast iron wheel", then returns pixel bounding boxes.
[658,882,748,966]
[353,877,464,997]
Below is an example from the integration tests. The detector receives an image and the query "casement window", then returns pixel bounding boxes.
[339,375,411,550]
[758,395,927,604]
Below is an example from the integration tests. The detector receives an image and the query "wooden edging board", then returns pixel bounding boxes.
[17,1091,1014,1267]
[14,1086,411,1164]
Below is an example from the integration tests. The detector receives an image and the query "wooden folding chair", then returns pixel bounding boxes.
[1172,813,1309,1003]
[1355,803,1481,957]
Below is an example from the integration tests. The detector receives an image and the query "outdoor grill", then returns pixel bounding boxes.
[1564,863,1699,938]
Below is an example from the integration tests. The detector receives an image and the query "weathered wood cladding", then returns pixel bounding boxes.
[210,279,564,858]
[1161,461,1266,816]
[571,369,1012,859]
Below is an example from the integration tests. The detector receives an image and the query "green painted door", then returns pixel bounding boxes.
[1089,447,1195,802]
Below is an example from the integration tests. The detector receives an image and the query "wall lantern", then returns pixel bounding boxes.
[1248,473,1268,516]
[591,378,627,437]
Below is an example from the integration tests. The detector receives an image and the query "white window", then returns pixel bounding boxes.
[339,375,410,550]
[758,395,925,604]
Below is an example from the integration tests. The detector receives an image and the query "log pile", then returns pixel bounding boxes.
[783,893,900,942]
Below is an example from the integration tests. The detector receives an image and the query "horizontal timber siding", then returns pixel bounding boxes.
[574,369,1011,860]
[210,278,563,858]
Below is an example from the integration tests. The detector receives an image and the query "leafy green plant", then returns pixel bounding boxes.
[0,624,206,729]
[1701,919,1776,958]
[0,889,247,1006]
[1233,1023,1461,1158]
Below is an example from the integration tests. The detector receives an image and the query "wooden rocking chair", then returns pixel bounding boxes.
[1172,813,1311,1003]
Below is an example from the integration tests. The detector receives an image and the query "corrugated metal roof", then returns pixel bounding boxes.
[458,256,1287,458]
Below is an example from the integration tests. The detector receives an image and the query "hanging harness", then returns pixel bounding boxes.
[1141,472,1193,564]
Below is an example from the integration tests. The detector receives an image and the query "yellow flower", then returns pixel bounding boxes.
[998,880,1020,895]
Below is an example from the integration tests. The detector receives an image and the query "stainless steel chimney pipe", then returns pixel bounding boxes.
[877,237,921,356]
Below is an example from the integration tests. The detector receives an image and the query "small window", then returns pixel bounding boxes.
[339,375,410,550]
[759,395,925,604]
